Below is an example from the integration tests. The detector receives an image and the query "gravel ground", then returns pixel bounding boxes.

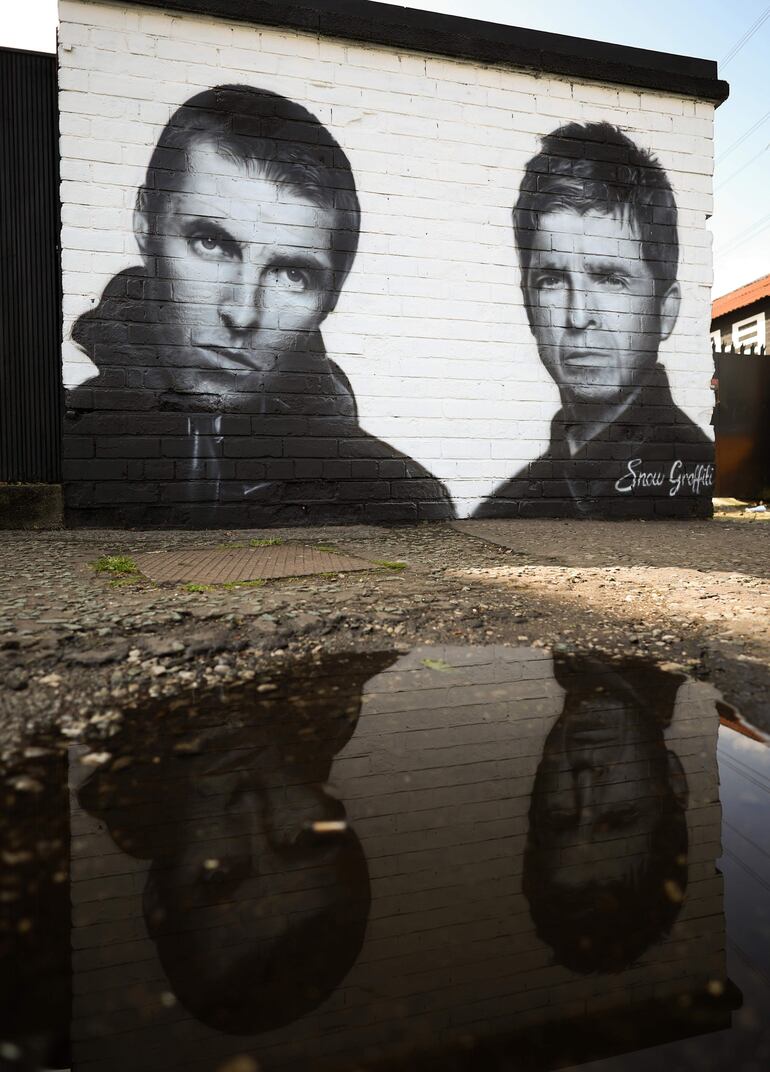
[0,515,768,764]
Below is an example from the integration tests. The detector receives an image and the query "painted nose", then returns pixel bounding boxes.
[573,767,595,817]
[220,271,265,332]
[566,286,596,331]
[263,780,345,848]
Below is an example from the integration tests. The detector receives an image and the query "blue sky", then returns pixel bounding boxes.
[2,0,768,297]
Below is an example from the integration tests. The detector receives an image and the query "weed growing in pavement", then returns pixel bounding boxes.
[421,658,455,672]
[184,583,214,593]
[373,560,408,571]
[91,555,138,575]
[221,579,266,590]
[316,544,338,553]
[250,537,282,547]
[108,575,141,589]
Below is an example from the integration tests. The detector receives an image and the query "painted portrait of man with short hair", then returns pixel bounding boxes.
[475,122,714,519]
[64,85,454,527]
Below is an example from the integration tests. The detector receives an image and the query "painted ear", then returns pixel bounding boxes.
[133,206,153,258]
[666,749,689,810]
[658,282,681,340]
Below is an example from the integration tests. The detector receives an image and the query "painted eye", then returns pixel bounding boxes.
[603,807,640,830]
[541,810,573,831]
[534,274,563,290]
[189,235,233,260]
[603,274,627,289]
[272,266,309,291]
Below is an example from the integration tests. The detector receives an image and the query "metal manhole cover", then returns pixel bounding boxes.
[133,545,374,584]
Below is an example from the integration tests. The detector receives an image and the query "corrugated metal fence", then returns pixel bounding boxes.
[0,47,61,483]
[714,350,770,500]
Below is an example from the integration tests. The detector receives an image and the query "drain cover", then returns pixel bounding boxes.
[133,545,374,584]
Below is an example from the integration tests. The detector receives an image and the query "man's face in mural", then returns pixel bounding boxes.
[524,209,680,408]
[530,694,684,886]
[139,141,338,371]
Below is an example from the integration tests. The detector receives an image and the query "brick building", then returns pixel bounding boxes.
[711,273,770,354]
[3,0,729,525]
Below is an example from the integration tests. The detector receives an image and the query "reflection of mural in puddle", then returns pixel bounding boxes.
[524,657,689,975]
[61,646,747,1072]
[4,650,765,1070]
[77,651,394,1037]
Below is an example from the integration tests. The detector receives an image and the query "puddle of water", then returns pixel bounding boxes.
[0,741,70,1071]
[2,647,769,1071]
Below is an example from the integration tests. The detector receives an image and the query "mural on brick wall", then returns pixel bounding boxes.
[63,85,455,527]
[58,21,716,531]
[475,123,714,519]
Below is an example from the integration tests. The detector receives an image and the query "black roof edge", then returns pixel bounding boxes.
[121,0,729,105]
[0,44,57,60]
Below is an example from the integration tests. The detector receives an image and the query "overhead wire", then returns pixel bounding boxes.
[716,109,770,163]
[721,4,770,67]
[715,212,770,255]
[714,213,770,258]
[715,142,770,190]
[709,8,770,274]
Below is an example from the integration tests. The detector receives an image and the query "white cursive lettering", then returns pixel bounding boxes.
[615,458,715,497]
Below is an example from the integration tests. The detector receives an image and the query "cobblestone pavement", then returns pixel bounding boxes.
[0,516,768,761]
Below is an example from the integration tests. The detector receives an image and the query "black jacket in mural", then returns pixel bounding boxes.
[474,367,714,519]
[63,269,454,527]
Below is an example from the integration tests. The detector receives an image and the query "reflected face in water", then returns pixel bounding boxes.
[145,761,369,1034]
[141,141,339,372]
[531,694,674,885]
[525,672,690,975]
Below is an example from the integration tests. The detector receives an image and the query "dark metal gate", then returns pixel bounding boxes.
[0,47,61,483]
[714,351,770,500]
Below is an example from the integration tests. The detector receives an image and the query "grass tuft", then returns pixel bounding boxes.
[91,555,138,575]
[184,582,213,593]
[250,537,282,547]
[373,560,408,571]
[109,575,141,588]
[421,657,455,673]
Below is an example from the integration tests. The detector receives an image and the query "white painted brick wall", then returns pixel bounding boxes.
[58,0,717,516]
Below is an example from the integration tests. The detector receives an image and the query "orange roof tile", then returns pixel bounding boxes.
[712,273,770,321]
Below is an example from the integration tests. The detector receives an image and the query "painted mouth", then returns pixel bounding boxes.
[563,350,608,367]
[565,715,620,749]
[567,729,617,746]
[202,344,276,370]
[204,344,255,360]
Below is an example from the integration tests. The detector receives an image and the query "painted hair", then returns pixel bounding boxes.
[135,84,361,302]
[514,122,679,304]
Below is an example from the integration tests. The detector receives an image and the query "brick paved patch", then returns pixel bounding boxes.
[133,545,374,584]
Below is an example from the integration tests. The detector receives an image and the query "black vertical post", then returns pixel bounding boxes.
[0,47,62,486]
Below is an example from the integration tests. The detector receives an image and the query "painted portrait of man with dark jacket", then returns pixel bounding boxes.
[475,122,714,519]
[64,85,454,527]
